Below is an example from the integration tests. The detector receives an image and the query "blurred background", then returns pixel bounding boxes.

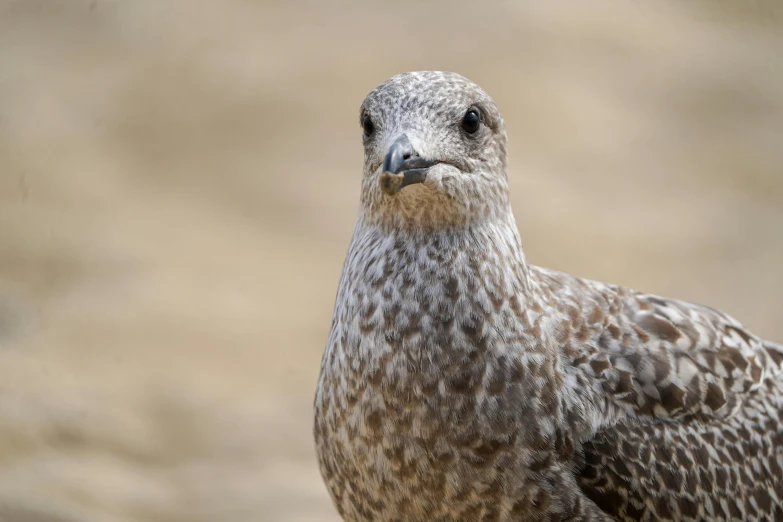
[0,0,781,521]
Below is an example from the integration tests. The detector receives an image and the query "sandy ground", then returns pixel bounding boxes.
[0,1,781,521]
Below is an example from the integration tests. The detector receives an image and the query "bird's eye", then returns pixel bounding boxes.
[461,109,481,134]
[362,114,374,137]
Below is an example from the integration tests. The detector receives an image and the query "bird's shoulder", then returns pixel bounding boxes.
[529,265,783,421]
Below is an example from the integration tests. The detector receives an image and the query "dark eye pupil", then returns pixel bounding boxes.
[362,114,374,136]
[462,109,480,134]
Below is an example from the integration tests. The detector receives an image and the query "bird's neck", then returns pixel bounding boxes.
[323,211,550,406]
[333,213,535,353]
[348,212,530,294]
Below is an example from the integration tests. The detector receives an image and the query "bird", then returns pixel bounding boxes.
[313,71,783,522]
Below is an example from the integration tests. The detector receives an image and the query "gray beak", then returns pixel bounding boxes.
[380,134,438,195]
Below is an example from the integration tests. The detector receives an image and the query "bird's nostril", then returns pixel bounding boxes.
[402,152,412,160]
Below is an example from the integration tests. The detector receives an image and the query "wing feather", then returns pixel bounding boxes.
[533,266,783,422]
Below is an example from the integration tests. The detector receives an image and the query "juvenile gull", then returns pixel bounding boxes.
[313,71,783,522]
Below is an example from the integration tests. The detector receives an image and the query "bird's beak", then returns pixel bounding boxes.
[379,134,438,196]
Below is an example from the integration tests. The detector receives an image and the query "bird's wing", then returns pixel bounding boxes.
[534,266,783,421]
[531,267,783,520]
[578,377,783,521]
[597,289,782,420]
[567,281,783,521]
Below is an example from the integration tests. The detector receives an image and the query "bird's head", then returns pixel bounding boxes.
[359,71,511,230]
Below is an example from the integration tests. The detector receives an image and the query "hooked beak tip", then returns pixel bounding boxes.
[380,135,437,195]
[382,134,413,175]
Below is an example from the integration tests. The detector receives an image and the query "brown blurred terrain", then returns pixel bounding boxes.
[0,1,781,521]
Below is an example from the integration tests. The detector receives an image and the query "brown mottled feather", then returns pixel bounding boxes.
[534,266,783,520]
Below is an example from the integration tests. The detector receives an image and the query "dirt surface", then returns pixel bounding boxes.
[0,1,781,521]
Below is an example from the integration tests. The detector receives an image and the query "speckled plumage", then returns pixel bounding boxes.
[313,71,783,522]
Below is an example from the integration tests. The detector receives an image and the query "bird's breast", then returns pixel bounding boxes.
[313,224,564,520]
